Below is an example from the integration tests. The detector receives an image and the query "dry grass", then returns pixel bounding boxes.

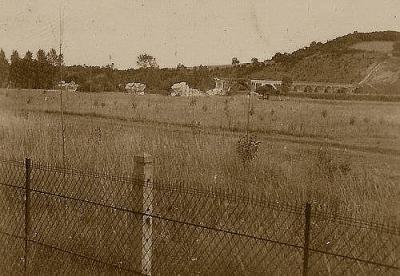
[0,89,399,222]
[2,89,400,146]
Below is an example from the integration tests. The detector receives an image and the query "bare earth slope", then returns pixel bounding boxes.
[360,58,400,94]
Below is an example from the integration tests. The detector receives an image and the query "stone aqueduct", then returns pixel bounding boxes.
[250,79,357,94]
[216,78,357,94]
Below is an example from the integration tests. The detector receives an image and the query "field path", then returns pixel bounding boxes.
[358,62,383,86]
[32,109,400,157]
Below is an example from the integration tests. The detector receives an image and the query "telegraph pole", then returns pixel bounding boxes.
[59,4,66,169]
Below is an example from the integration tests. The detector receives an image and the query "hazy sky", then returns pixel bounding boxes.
[0,0,399,69]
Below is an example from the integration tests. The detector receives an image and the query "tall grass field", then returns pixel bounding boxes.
[0,88,399,223]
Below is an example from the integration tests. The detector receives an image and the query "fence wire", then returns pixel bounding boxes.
[0,158,399,275]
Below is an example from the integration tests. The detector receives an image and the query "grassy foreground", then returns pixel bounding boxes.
[0,89,399,222]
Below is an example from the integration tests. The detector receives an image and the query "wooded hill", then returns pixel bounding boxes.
[248,31,400,85]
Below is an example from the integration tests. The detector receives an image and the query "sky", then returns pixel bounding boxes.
[0,0,399,69]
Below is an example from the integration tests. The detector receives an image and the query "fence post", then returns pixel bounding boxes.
[303,203,312,276]
[24,158,32,275]
[134,154,153,276]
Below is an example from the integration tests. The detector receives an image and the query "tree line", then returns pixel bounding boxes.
[0,47,281,94]
[1,31,398,93]
[0,48,62,89]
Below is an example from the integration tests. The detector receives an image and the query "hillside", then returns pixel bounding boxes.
[246,31,400,94]
[250,50,387,84]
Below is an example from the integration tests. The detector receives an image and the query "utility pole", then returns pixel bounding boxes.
[59,4,66,169]
[89,66,92,92]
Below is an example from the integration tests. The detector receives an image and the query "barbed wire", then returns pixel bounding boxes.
[0,157,399,274]
[0,157,399,234]
[0,190,397,272]
[32,161,143,185]
[312,210,400,236]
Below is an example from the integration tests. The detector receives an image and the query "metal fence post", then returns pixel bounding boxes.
[134,154,153,276]
[303,203,312,276]
[24,158,32,275]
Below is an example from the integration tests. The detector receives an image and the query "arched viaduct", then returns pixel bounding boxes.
[250,79,357,94]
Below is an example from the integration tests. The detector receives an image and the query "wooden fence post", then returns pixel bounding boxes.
[24,158,32,275]
[134,154,153,276]
[303,203,312,276]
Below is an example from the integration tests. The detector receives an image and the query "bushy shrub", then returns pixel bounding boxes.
[281,76,293,94]
[315,149,352,182]
[236,135,261,164]
[349,116,356,125]
[256,84,278,99]
[304,86,313,93]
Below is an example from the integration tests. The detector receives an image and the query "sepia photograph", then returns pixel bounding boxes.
[0,0,399,275]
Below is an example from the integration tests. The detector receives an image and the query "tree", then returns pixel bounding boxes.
[177,63,186,70]
[393,42,400,57]
[281,76,293,94]
[256,84,278,99]
[137,53,158,69]
[272,52,291,63]
[21,51,34,88]
[24,51,33,61]
[9,50,21,88]
[232,57,240,66]
[46,48,60,87]
[47,48,59,66]
[251,57,259,65]
[0,49,9,87]
[35,49,52,88]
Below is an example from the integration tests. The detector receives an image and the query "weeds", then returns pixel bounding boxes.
[5,89,398,145]
[249,105,255,116]
[189,97,198,107]
[315,149,351,182]
[0,97,398,223]
[236,134,261,164]
[223,99,232,129]
[349,116,356,125]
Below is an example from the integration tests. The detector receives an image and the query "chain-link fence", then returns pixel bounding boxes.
[0,156,399,275]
